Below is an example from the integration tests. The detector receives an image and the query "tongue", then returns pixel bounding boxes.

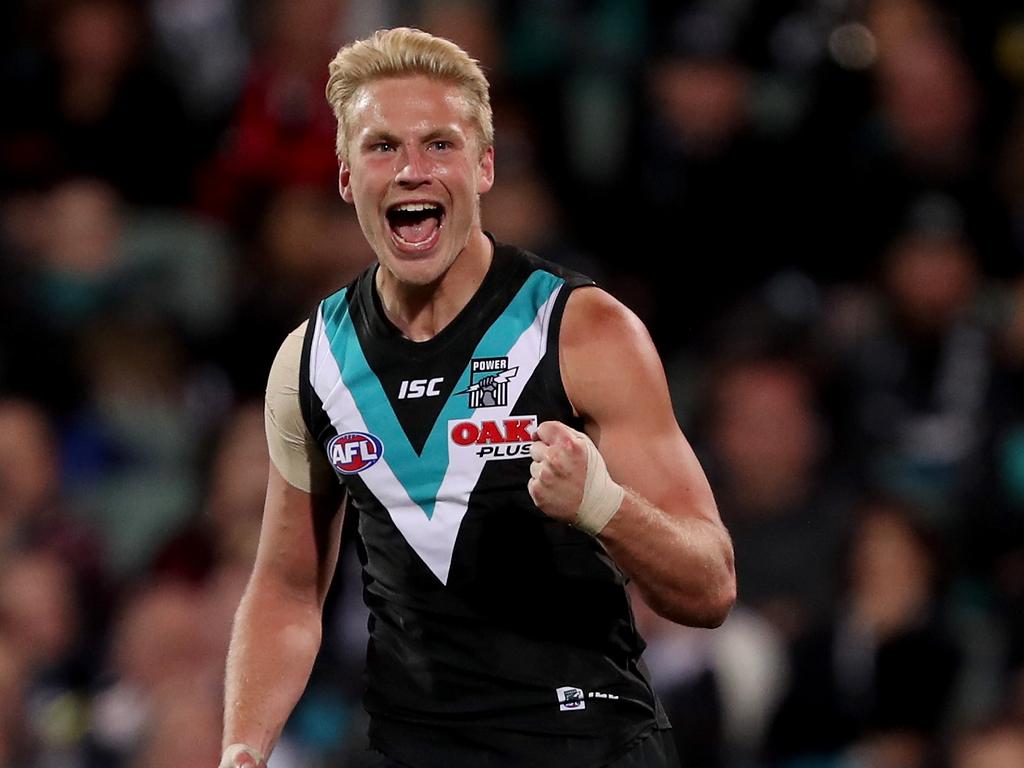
[396,215,439,244]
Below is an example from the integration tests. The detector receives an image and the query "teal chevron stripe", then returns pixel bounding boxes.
[322,269,564,519]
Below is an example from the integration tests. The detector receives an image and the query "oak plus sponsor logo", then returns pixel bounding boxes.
[448,416,536,460]
[455,357,518,408]
[326,432,383,475]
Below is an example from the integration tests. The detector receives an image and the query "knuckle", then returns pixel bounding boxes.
[549,450,567,474]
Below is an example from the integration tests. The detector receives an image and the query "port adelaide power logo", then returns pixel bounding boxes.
[455,357,518,408]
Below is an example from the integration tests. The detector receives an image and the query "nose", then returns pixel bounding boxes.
[395,144,431,187]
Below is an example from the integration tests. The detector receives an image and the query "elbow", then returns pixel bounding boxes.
[677,577,736,629]
[681,519,737,628]
[649,560,737,629]
[694,574,737,628]
[702,548,738,627]
[697,532,737,627]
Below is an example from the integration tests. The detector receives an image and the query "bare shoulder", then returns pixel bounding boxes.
[560,286,669,424]
[561,286,648,346]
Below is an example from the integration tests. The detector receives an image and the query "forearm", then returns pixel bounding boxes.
[223,575,324,757]
[598,489,736,628]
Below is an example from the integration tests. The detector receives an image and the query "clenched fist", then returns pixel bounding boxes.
[528,421,624,534]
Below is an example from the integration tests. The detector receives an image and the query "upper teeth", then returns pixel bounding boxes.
[393,203,439,212]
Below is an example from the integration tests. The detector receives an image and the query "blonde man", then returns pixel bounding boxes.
[221,27,734,768]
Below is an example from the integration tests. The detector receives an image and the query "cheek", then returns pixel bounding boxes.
[441,164,486,204]
[430,162,453,182]
[350,197,382,240]
[349,177,382,214]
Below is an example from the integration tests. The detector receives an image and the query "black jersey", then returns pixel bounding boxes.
[299,241,669,767]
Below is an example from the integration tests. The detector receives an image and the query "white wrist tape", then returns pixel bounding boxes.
[576,437,624,535]
[220,743,265,768]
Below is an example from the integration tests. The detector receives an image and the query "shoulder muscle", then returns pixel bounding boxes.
[559,287,670,429]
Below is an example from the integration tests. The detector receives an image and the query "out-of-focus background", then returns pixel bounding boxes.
[0,0,1022,766]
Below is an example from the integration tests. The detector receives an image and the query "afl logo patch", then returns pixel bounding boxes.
[327,432,383,475]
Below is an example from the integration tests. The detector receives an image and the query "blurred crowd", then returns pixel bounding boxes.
[1,0,1023,767]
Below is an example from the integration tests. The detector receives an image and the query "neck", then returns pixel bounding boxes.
[376,228,493,341]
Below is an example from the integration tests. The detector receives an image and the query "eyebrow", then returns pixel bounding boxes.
[360,130,399,146]
[422,127,462,143]
[359,126,464,146]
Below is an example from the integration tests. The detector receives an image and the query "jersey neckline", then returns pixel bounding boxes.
[361,232,513,356]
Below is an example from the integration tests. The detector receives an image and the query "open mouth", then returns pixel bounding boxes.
[386,202,445,250]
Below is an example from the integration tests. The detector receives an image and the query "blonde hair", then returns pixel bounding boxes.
[325,27,493,161]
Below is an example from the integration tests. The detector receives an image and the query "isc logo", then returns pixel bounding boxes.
[398,377,443,399]
[327,432,383,475]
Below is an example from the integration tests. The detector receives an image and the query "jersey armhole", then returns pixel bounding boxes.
[545,279,595,428]
[299,304,323,445]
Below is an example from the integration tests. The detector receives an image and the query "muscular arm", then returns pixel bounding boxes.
[222,324,345,763]
[222,466,345,759]
[531,287,735,627]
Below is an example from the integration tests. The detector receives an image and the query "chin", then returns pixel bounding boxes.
[383,250,453,287]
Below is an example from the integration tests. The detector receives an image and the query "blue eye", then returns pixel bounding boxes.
[372,142,395,152]
[430,140,452,151]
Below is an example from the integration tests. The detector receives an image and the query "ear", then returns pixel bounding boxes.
[476,146,495,195]
[338,163,354,204]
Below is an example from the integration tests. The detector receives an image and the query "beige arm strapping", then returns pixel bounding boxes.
[264,322,336,494]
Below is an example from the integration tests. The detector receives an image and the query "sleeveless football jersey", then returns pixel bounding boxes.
[298,241,669,767]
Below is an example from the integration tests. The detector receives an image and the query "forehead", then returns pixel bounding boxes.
[349,75,473,136]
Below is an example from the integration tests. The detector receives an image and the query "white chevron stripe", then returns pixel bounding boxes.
[310,286,563,584]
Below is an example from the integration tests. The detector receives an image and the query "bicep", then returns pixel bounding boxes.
[252,463,346,610]
[561,289,719,524]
